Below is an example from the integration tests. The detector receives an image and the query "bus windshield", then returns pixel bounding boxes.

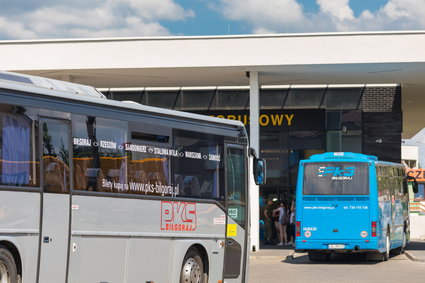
[303,162,369,195]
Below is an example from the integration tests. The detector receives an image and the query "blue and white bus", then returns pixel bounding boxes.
[295,152,418,261]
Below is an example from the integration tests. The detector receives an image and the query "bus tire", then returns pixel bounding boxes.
[382,234,390,261]
[392,231,407,255]
[0,245,18,283]
[180,247,206,283]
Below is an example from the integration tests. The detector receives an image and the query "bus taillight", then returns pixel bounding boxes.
[296,221,301,237]
[371,221,377,237]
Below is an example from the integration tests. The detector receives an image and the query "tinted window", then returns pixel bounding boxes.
[73,115,128,193]
[211,89,248,110]
[227,147,246,227]
[172,130,224,200]
[42,122,70,193]
[325,88,362,109]
[285,88,324,109]
[303,162,369,195]
[0,105,39,187]
[174,89,214,110]
[260,89,288,109]
[73,116,225,200]
[143,90,178,109]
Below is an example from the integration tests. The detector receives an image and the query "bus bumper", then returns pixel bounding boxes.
[295,239,379,253]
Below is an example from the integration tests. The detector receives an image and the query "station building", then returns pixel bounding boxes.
[2,30,425,246]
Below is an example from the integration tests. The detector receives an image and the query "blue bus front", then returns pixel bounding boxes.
[295,152,379,255]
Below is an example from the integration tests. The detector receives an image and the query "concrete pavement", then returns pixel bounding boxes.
[404,240,425,263]
[250,240,425,262]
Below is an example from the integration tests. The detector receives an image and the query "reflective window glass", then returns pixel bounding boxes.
[172,130,224,200]
[0,105,39,187]
[303,162,369,195]
[211,89,249,110]
[42,122,70,193]
[142,91,178,109]
[285,88,325,109]
[226,147,246,227]
[260,89,288,109]
[111,91,143,103]
[174,89,214,110]
[73,115,128,193]
[325,88,363,109]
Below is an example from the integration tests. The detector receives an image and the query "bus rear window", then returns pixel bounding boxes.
[303,162,369,195]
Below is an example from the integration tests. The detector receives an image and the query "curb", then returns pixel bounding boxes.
[249,255,286,260]
[249,250,294,261]
[404,251,425,263]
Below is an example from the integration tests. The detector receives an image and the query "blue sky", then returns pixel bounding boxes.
[0,0,424,39]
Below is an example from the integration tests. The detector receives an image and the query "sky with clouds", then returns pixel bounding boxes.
[0,0,424,40]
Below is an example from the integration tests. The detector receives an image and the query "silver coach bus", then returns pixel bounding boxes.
[0,72,265,283]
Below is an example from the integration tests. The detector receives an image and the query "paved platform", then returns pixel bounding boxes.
[250,240,425,262]
[405,240,425,263]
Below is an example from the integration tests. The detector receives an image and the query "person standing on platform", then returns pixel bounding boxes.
[262,199,273,245]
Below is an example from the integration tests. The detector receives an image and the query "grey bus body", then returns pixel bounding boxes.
[0,71,252,283]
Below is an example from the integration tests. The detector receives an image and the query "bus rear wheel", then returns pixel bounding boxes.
[0,245,18,283]
[382,234,390,261]
[180,248,206,283]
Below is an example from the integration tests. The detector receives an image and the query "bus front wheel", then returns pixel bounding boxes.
[180,248,206,283]
[0,245,19,283]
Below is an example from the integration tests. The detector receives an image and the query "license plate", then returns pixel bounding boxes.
[328,244,345,249]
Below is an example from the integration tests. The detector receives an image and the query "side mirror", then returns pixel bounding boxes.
[254,158,266,185]
[413,180,419,194]
[406,176,419,194]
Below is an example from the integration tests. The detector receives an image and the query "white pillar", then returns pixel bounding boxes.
[249,71,260,252]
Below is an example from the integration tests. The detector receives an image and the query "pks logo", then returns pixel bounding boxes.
[160,201,197,231]
[317,166,355,180]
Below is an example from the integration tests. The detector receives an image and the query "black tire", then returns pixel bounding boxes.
[308,251,329,261]
[382,234,390,261]
[180,248,206,283]
[392,231,406,255]
[0,245,18,283]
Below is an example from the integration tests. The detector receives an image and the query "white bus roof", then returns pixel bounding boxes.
[0,71,245,130]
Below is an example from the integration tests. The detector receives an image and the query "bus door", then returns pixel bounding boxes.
[38,119,71,283]
[224,144,248,283]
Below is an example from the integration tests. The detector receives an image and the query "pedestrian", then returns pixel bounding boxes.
[262,199,273,245]
[273,201,288,246]
[288,199,296,245]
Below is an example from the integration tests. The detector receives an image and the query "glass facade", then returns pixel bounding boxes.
[105,85,367,202]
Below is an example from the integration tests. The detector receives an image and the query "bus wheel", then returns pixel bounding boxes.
[180,248,206,283]
[382,234,390,261]
[0,245,18,283]
[392,231,407,255]
[401,231,407,254]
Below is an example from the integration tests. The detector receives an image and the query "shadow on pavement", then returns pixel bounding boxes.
[285,252,382,265]
[407,241,425,251]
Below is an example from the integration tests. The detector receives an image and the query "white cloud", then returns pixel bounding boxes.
[219,0,305,33]
[217,0,425,33]
[0,0,194,39]
[316,0,354,21]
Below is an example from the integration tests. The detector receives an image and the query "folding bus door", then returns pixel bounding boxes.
[38,119,71,283]
[224,144,248,283]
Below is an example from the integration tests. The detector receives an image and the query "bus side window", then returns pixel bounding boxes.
[0,109,39,188]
